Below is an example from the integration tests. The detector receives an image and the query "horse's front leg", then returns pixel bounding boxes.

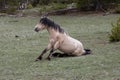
[35,44,52,61]
[35,48,47,61]
[47,41,60,60]
[46,49,55,61]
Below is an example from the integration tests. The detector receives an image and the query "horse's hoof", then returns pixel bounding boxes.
[35,59,40,62]
[35,57,42,61]
[46,57,51,61]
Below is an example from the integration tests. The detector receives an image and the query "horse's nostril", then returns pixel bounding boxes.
[34,28,39,32]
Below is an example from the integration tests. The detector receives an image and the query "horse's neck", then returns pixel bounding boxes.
[47,28,68,40]
[47,28,58,38]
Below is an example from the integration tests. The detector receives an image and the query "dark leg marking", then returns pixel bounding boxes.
[35,48,47,61]
[47,49,54,61]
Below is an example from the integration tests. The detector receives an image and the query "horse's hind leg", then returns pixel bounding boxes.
[52,52,61,57]
[72,48,84,56]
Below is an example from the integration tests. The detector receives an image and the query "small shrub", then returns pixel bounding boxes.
[115,4,120,13]
[39,6,48,14]
[6,7,17,14]
[115,7,120,13]
[67,3,77,9]
[27,4,33,9]
[109,18,120,42]
[76,0,88,9]
[51,3,66,10]
[39,3,67,14]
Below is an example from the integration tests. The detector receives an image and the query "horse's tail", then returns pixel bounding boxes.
[82,49,92,55]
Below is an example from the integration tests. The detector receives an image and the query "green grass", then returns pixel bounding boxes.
[0,14,120,80]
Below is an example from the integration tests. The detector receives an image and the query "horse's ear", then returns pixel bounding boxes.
[41,16,47,18]
[41,13,48,18]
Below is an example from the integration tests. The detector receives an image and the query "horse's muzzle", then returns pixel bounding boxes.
[34,28,39,32]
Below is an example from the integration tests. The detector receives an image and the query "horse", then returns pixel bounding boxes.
[34,17,91,61]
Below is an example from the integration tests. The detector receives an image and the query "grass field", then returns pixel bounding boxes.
[0,14,120,80]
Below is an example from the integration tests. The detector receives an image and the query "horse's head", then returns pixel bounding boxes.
[34,17,63,33]
[34,17,48,32]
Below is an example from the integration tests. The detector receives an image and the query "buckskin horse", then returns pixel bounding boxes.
[34,17,91,61]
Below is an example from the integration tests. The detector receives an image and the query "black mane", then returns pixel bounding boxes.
[40,17,64,33]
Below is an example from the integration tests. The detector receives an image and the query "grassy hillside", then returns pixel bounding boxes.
[0,14,120,80]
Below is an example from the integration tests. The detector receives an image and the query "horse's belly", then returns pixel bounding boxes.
[59,43,76,53]
[58,36,82,53]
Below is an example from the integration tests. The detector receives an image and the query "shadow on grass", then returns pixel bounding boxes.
[52,50,92,58]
